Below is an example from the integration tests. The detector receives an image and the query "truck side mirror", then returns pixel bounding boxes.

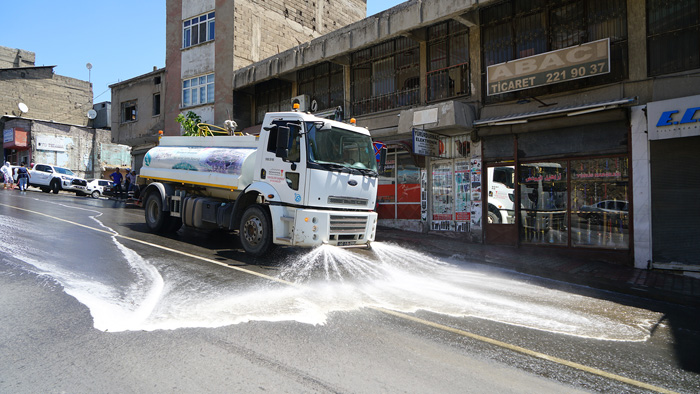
[378,147,387,173]
[275,126,290,159]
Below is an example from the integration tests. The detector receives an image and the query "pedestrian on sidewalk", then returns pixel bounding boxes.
[110,167,124,199]
[2,162,13,189]
[16,162,30,191]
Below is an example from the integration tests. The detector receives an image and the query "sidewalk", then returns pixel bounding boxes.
[375,227,700,308]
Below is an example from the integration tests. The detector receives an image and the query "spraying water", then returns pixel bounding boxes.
[0,202,661,340]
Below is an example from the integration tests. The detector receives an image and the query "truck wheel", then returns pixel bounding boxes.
[487,211,501,224]
[145,192,170,233]
[50,179,61,194]
[240,204,273,257]
[144,192,181,233]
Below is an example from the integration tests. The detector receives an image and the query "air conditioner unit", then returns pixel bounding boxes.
[291,95,310,111]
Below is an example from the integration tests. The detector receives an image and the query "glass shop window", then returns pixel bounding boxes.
[570,157,629,249]
[519,161,568,245]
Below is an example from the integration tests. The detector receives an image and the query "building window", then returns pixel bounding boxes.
[481,0,627,102]
[298,62,344,112]
[427,20,470,102]
[351,37,420,116]
[647,0,700,76]
[153,93,161,116]
[182,74,215,107]
[254,79,292,124]
[183,11,215,48]
[121,100,137,123]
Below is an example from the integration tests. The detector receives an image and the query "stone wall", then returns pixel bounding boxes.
[0,67,93,126]
[232,0,366,67]
[0,46,35,69]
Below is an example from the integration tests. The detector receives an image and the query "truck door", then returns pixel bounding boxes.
[33,164,52,185]
[262,120,307,205]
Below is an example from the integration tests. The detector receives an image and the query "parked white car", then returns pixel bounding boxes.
[84,179,113,199]
[29,164,88,194]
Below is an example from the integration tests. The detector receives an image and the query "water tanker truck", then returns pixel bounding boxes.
[139,110,380,256]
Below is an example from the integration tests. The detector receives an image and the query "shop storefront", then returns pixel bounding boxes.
[637,95,700,270]
[376,101,479,238]
[475,100,635,263]
[3,124,31,165]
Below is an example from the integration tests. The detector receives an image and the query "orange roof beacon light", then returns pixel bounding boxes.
[293,102,300,111]
[350,118,356,125]
[158,130,164,142]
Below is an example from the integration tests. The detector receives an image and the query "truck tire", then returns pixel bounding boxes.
[144,192,181,233]
[487,210,501,224]
[240,204,274,257]
[50,179,61,194]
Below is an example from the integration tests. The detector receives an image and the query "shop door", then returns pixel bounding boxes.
[650,136,700,266]
[485,164,517,245]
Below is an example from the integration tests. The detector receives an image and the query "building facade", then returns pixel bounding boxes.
[1,45,129,178]
[110,68,166,173]
[162,0,367,136]
[227,0,700,272]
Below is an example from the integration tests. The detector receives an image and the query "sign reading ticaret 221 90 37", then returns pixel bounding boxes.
[487,38,610,96]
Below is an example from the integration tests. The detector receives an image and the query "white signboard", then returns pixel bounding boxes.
[3,129,13,144]
[647,95,700,140]
[37,135,67,152]
[412,128,440,157]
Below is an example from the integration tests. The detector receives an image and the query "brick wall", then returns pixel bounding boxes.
[0,68,92,126]
[232,0,366,66]
[0,46,35,69]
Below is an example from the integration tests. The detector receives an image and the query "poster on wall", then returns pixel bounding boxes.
[431,161,453,231]
[420,169,427,222]
[470,157,482,229]
[454,159,470,232]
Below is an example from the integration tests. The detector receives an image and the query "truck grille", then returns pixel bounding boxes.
[71,179,87,186]
[330,215,368,234]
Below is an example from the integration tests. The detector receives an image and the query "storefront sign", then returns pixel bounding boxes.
[3,129,13,145]
[647,95,700,140]
[412,128,440,157]
[3,128,27,148]
[487,38,610,96]
[36,135,67,152]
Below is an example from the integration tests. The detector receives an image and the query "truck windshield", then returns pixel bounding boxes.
[305,122,377,174]
[55,167,75,176]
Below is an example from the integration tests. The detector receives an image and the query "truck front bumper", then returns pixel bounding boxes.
[273,207,378,248]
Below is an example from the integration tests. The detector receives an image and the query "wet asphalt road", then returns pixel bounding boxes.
[0,188,698,393]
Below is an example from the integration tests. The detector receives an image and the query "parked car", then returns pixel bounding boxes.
[29,164,88,194]
[84,179,113,199]
[578,200,628,226]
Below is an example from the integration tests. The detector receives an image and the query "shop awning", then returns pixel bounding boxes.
[474,97,637,127]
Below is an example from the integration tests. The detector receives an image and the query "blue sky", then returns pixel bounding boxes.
[3,0,406,105]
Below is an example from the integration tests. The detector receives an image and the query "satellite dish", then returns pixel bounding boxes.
[86,63,93,70]
[18,102,29,113]
[87,109,97,119]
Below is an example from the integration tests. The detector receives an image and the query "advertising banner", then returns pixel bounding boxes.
[487,38,610,96]
[647,95,700,140]
[412,128,440,157]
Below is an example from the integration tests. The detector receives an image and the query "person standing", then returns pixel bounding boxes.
[16,162,30,191]
[110,167,124,199]
[1,162,13,189]
[126,170,137,197]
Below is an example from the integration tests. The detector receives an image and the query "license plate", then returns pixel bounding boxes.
[337,241,354,246]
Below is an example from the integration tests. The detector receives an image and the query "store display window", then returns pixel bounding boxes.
[570,157,629,249]
[519,161,568,245]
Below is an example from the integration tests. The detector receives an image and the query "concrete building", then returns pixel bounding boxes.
[228,0,700,272]
[110,67,166,173]
[1,45,129,179]
[162,0,367,136]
